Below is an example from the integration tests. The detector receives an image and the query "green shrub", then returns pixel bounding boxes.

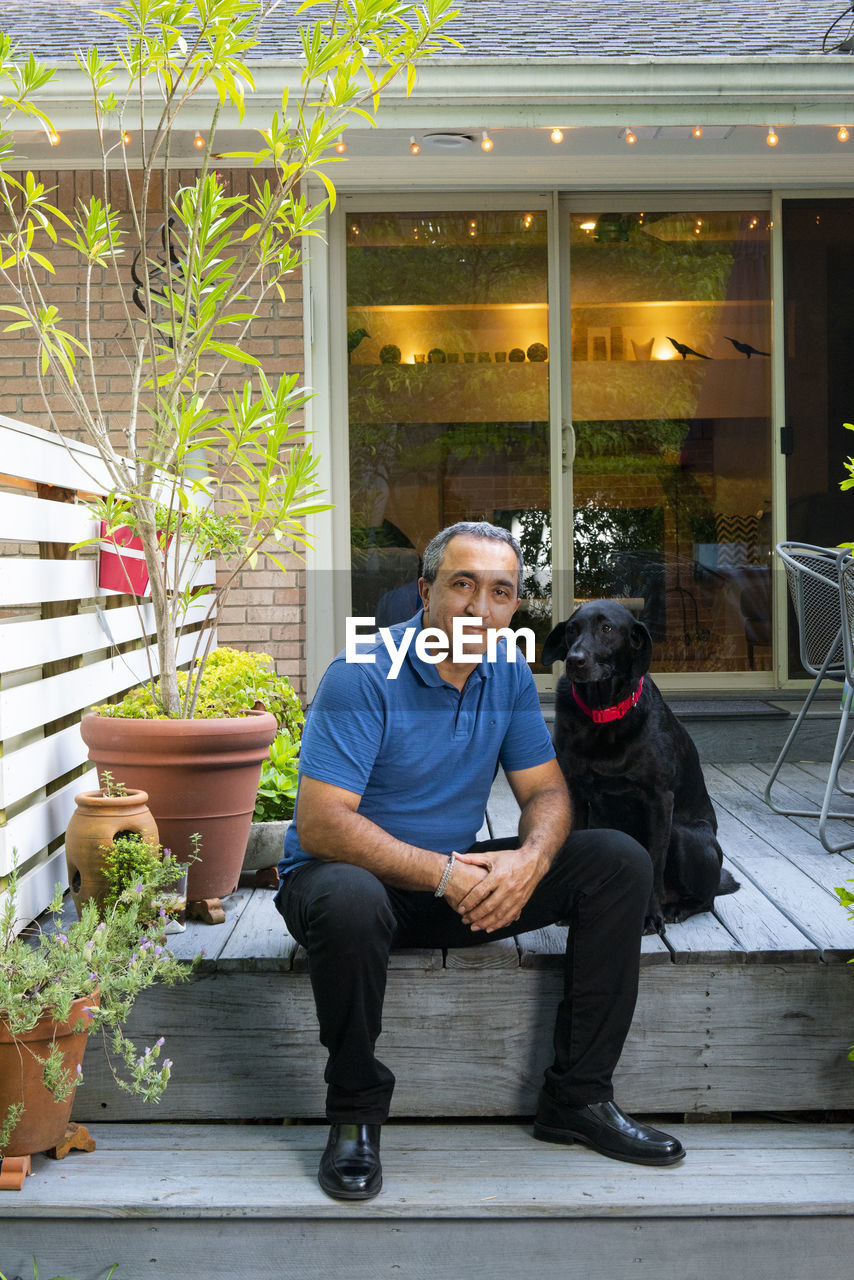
[253,732,300,822]
[97,648,304,736]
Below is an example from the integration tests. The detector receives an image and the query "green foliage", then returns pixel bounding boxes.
[253,731,300,821]
[100,834,193,921]
[840,422,854,495]
[98,770,128,798]
[0,0,461,716]
[97,646,304,730]
[0,1262,118,1280]
[0,856,195,1157]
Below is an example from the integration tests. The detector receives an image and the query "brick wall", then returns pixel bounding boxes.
[0,167,309,698]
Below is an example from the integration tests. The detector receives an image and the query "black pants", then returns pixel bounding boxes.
[275,829,652,1124]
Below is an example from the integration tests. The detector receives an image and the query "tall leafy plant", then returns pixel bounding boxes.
[0,0,459,716]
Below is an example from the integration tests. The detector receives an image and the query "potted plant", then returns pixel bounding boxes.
[0,857,191,1178]
[65,772,160,920]
[0,0,460,901]
[84,649,301,902]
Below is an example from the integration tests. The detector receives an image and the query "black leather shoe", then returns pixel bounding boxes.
[318,1123,382,1200]
[533,1098,685,1167]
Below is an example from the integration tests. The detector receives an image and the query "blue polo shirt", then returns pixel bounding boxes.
[278,611,554,875]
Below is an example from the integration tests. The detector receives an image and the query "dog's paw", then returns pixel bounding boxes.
[643,912,666,937]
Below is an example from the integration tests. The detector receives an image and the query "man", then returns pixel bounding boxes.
[275,521,684,1201]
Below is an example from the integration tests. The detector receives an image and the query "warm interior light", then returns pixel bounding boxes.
[122,131,132,146]
[838,125,850,142]
[335,135,347,153]
[625,129,637,145]
[409,136,421,155]
[48,130,60,147]
[766,127,778,147]
[193,132,205,150]
[469,218,478,237]
[691,126,704,139]
[481,130,493,152]
[523,213,534,229]
[550,127,564,144]
[579,221,596,232]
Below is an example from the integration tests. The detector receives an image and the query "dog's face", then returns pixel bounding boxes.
[541,601,652,684]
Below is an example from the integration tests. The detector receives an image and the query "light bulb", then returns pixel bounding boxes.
[481,130,493,152]
[335,136,347,154]
[409,136,421,155]
[48,130,60,147]
[766,127,778,147]
[838,125,850,142]
[122,131,132,146]
[193,132,205,150]
[692,126,703,139]
[550,127,564,144]
[625,129,637,145]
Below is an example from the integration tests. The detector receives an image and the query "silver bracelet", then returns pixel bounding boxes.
[434,851,456,898]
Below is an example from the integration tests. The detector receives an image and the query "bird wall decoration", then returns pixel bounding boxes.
[725,336,771,358]
[667,336,711,360]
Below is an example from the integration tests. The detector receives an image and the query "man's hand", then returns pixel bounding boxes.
[450,846,549,933]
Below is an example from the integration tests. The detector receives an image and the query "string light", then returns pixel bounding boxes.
[838,125,850,142]
[766,127,779,147]
[193,132,205,150]
[335,136,346,154]
[625,129,637,145]
[48,130,60,147]
[409,136,421,155]
[469,218,478,237]
[550,127,564,144]
[480,130,493,152]
[522,213,534,229]
[122,131,132,146]
[691,126,704,139]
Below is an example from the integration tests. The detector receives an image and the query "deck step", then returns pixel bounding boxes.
[3,1122,854,1279]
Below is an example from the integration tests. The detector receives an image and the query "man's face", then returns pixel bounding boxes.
[419,534,521,657]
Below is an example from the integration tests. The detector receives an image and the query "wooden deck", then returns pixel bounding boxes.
[3,1121,854,1279]
[60,759,854,1121]
[3,759,854,1278]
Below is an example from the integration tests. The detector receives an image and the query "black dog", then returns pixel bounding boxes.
[542,600,738,934]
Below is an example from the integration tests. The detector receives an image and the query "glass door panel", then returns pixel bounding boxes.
[568,209,773,674]
[781,197,854,678]
[346,209,553,660]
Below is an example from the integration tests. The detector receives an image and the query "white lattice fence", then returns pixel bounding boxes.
[0,415,214,928]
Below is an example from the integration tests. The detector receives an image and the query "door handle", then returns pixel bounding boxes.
[561,420,576,471]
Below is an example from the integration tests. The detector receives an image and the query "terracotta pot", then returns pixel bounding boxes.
[0,994,96,1157]
[65,789,159,919]
[80,710,277,902]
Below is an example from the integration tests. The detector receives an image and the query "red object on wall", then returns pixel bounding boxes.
[98,523,172,596]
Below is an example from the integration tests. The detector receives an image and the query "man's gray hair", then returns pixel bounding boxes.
[421,521,525,596]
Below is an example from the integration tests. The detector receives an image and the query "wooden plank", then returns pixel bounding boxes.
[163,888,255,966]
[752,759,854,847]
[217,887,298,971]
[711,822,819,961]
[69,964,854,1120]
[5,1215,854,1280]
[0,413,113,492]
[445,936,520,969]
[0,600,208,671]
[0,626,201,739]
[0,488,97,542]
[0,846,68,933]
[0,554,215,608]
[0,721,90,808]
[705,765,854,959]
[660,907,743,964]
[0,767,98,876]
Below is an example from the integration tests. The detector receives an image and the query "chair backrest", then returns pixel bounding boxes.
[775,542,845,678]
[837,550,854,685]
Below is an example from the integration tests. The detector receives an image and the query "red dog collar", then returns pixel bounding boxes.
[571,677,644,724]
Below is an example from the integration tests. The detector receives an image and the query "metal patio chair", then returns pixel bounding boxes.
[764,542,854,852]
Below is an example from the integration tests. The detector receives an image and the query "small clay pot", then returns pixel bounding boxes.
[65,789,160,919]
